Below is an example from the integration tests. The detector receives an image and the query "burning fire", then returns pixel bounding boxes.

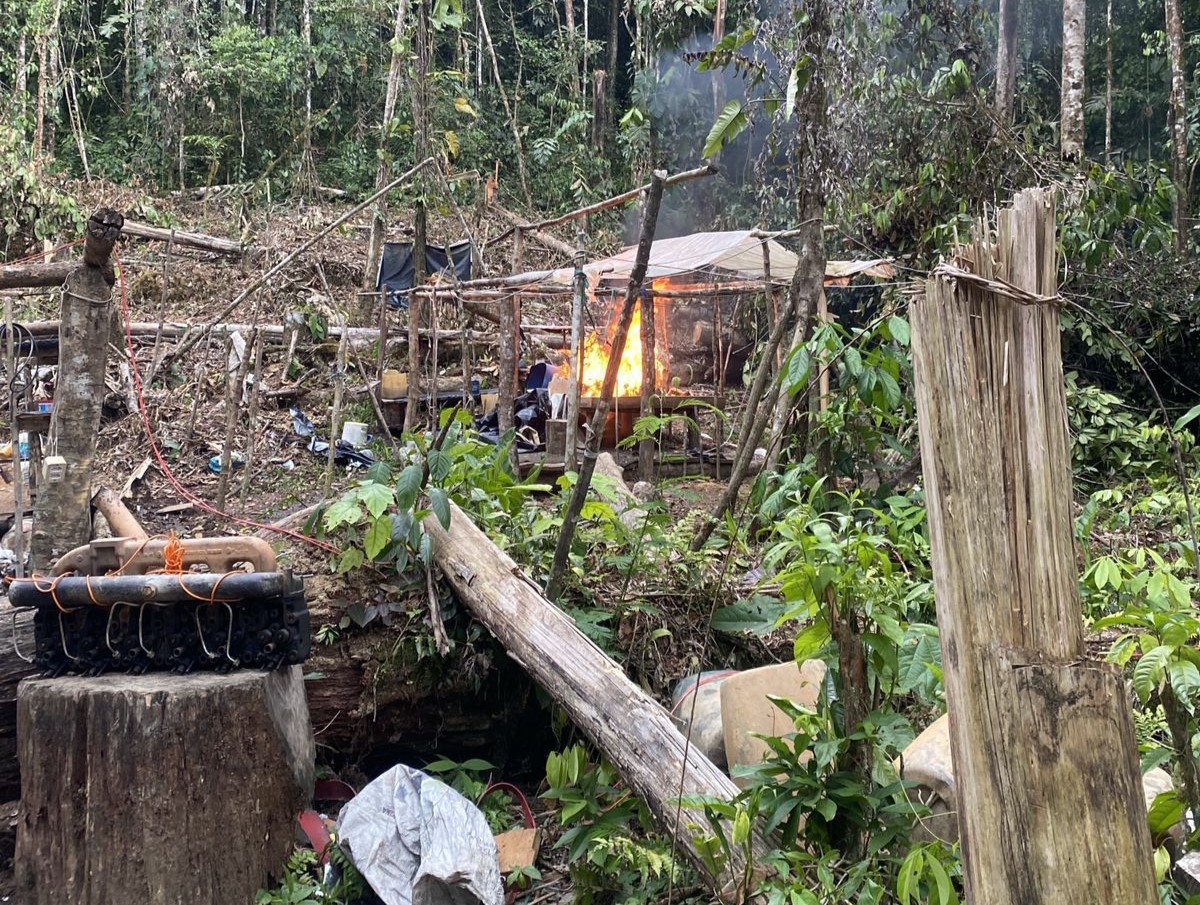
[562,299,667,398]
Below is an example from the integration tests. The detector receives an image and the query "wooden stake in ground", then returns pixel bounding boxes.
[30,208,124,571]
[498,229,523,465]
[545,171,666,601]
[637,287,656,480]
[425,499,768,901]
[910,188,1157,905]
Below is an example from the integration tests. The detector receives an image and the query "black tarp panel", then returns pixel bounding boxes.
[377,240,473,307]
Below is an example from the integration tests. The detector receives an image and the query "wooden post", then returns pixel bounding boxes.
[910,188,1158,905]
[545,172,666,601]
[30,209,123,572]
[16,668,315,904]
[426,499,767,901]
[637,286,656,481]
[498,229,523,465]
[565,229,585,469]
[404,201,427,432]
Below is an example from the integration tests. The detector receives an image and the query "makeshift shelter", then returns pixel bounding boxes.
[542,230,893,289]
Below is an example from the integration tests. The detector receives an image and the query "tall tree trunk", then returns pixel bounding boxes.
[562,0,579,97]
[34,31,48,169]
[995,0,1019,125]
[605,0,619,145]
[363,0,411,292]
[404,0,432,432]
[1167,0,1188,249]
[1061,0,1085,160]
[16,32,27,121]
[45,37,60,160]
[1105,0,1114,161]
[690,0,828,554]
[298,0,316,193]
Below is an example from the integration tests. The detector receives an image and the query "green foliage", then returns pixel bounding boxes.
[422,756,523,835]
[542,744,684,904]
[0,124,83,257]
[255,845,365,905]
[1064,373,1193,484]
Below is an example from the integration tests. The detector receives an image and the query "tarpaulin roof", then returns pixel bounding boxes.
[544,230,894,287]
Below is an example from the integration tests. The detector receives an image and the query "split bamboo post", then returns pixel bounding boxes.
[545,171,666,601]
[910,187,1157,905]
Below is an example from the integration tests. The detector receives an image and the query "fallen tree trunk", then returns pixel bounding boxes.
[425,499,769,902]
[121,219,245,256]
[0,261,74,290]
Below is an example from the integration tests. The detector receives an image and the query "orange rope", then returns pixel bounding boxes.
[161,533,185,574]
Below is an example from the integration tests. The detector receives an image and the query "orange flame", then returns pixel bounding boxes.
[562,300,667,398]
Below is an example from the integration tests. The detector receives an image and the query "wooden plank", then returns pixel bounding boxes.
[909,187,1157,905]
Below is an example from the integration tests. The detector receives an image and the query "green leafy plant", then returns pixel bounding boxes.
[541,744,684,905]
[255,846,364,905]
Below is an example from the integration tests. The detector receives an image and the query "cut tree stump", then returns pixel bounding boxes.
[911,188,1157,904]
[0,603,34,801]
[16,667,315,905]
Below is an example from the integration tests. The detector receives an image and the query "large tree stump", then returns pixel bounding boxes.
[16,667,314,905]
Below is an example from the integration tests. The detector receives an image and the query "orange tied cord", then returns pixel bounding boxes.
[161,533,185,574]
[7,571,79,613]
[110,534,169,576]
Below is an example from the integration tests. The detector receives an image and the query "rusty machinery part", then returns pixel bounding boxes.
[10,534,308,677]
[10,572,309,677]
[51,535,277,576]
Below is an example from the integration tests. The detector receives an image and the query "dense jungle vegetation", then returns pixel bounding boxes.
[7,0,1200,902]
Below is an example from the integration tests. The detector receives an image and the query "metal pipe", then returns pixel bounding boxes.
[9,571,291,607]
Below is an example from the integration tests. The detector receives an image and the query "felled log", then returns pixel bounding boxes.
[425,499,769,902]
[121,219,245,256]
[0,261,75,291]
[16,668,315,905]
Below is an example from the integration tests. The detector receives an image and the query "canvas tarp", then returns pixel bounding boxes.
[541,230,892,288]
